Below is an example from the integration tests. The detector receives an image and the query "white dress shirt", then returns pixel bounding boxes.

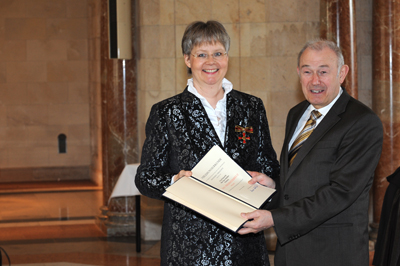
[288,87,343,150]
[187,78,233,146]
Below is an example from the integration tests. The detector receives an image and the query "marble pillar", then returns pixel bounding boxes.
[96,0,140,237]
[320,0,358,98]
[370,0,400,239]
[88,0,103,187]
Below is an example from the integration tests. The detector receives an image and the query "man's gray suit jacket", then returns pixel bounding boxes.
[271,89,383,266]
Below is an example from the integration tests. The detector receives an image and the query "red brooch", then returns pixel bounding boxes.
[235,126,253,144]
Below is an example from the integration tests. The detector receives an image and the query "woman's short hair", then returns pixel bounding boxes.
[297,39,345,76]
[181,20,230,56]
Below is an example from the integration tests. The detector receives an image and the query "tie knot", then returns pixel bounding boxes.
[310,110,322,121]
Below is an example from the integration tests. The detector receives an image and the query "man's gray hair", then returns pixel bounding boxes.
[297,39,345,75]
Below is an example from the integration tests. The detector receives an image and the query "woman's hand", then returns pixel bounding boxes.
[247,171,275,189]
[173,170,192,183]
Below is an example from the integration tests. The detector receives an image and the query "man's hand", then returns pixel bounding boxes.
[238,210,274,234]
[247,171,275,188]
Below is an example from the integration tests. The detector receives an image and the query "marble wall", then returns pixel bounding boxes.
[136,0,373,159]
[0,0,91,182]
[0,0,374,185]
[0,0,376,242]
[356,0,373,107]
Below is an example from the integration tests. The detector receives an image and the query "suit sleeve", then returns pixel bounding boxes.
[271,111,383,245]
[135,104,174,200]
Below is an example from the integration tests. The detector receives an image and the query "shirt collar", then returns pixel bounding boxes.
[187,78,233,99]
[310,87,343,116]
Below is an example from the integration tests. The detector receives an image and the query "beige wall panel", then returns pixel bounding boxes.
[46,18,88,39]
[212,0,240,23]
[175,0,213,25]
[25,0,67,18]
[7,62,47,82]
[47,61,88,82]
[48,104,89,125]
[0,40,26,61]
[67,0,88,18]
[239,0,268,23]
[0,63,6,83]
[0,0,26,18]
[5,18,46,40]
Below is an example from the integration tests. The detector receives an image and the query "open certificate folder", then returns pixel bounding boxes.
[162,145,276,233]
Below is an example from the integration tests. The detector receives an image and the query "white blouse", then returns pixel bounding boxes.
[187,78,233,146]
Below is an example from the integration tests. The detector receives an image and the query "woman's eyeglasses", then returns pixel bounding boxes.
[191,52,228,61]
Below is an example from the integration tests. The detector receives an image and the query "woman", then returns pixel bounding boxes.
[135,20,279,266]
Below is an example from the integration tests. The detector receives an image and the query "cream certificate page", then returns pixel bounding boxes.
[164,176,254,232]
[191,145,275,208]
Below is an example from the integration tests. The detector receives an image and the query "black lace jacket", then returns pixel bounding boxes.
[135,88,279,266]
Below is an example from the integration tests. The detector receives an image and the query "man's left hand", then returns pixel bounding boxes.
[238,210,274,234]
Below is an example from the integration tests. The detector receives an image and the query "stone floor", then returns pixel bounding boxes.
[0,187,273,266]
[0,183,376,266]
[0,185,162,266]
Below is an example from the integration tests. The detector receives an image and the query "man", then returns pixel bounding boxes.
[239,39,383,266]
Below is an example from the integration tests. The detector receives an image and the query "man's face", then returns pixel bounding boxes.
[297,47,349,109]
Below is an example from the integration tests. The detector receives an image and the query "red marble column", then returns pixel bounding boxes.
[371,0,400,238]
[97,0,139,236]
[320,0,358,98]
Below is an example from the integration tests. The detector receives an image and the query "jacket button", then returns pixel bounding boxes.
[284,194,289,200]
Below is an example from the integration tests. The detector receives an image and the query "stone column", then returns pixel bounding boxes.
[96,0,140,237]
[320,0,358,98]
[88,0,103,186]
[370,0,400,239]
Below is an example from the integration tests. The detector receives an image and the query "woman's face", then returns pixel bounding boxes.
[184,42,228,91]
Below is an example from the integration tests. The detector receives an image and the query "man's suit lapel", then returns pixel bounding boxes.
[285,90,351,184]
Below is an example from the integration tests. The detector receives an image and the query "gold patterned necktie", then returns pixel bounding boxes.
[288,110,322,166]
